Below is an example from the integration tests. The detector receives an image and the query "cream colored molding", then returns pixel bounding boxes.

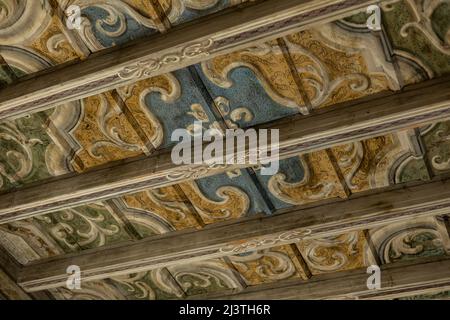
[118,39,215,80]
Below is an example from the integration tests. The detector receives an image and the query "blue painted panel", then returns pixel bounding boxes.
[196,65,298,128]
[82,7,157,48]
[195,169,272,215]
[170,0,237,26]
[255,156,306,210]
[144,68,217,148]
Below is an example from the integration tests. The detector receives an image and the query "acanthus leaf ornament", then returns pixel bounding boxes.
[219,229,313,254]
[166,163,230,181]
[118,39,214,80]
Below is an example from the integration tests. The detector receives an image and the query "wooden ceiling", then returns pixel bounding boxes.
[0,0,449,300]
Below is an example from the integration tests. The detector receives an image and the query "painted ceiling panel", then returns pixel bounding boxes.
[0,0,87,79]
[295,231,370,275]
[179,169,272,222]
[197,40,305,126]
[119,68,219,149]
[421,120,450,176]
[67,91,148,171]
[32,202,133,253]
[167,258,243,296]
[382,0,450,79]
[330,131,430,193]
[0,111,55,193]
[110,268,184,300]
[120,185,203,234]
[160,0,250,27]
[41,217,450,300]
[255,151,347,210]
[73,0,160,50]
[284,24,399,109]
[369,216,450,265]
[0,128,439,264]
[0,202,133,263]
[228,245,309,286]
[1,0,450,300]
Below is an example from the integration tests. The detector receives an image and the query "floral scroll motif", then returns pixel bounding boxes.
[296,231,368,274]
[118,39,214,80]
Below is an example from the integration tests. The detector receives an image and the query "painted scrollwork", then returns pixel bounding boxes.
[111,268,184,300]
[89,94,141,156]
[61,0,159,52]
[0,120,42,189]
[331,134,418,192]
[167,259,242,296]
[214,96,254,128]
[167,163,231,182]
[284,24,398,108]
[296,231,367,274]
[220,229,313,254]
[0,0,83,68]
[118,39,214,80]
[0,0,51,45]
[268,152,347,205]
[381,0,450,77]
[70,92,147,170]
[179,181,250,224]
[164,0,244,25]
[35,203,129,251]
[122,186,202,233]
[30,15,81,64]
[201,41,308,113]
[422,120,450,174]
[228,245,307,285]
[370,218,447,264]
[399,0,450,55]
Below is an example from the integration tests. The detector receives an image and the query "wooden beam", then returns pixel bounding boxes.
[1,76,450,223]
[0,246,21,281]
[0,269,31,300]
[17,176,450,292]
[206,256,450,300]
[0,0,378,120]
[0,248,30,300]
